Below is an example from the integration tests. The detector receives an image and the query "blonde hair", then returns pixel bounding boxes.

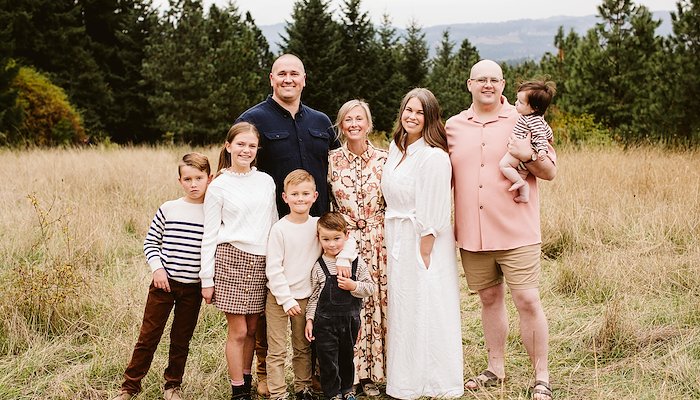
[283,169,316,192]
[217,122,260,175]
[391,88,448,153]
[178,152,211,177]
[334,99,373,142]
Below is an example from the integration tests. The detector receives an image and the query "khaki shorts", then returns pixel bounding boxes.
[460,244,541,291]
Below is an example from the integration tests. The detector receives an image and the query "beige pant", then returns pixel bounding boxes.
[265,292,312,398]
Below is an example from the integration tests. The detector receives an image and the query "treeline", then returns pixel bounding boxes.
[1,0,699,147]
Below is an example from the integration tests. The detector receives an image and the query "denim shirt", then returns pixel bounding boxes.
[236,95,339,217]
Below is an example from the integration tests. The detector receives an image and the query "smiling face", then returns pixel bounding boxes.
[225,130,259,173]
[401,97,425,142]
[467,60,505,108]
[270,54,305,105]
[282,180,318,216]
[341,105,369,145]
[318,226,349,257]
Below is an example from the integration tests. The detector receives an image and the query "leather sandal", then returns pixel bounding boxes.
[531,380,552,400]
[464,369,504,390]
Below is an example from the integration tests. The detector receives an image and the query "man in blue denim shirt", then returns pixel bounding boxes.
[236,53,339,217]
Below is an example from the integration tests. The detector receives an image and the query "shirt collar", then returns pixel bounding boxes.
[266,95,305,118]
[464,95,516,123]
[406,137,426,155]
[342,140,376,162]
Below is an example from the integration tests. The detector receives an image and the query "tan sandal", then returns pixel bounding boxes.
[532,380,552,400]
[361,382,380,397]
[464,369,504,390]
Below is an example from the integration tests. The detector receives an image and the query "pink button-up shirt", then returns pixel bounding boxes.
[445,99,556,251]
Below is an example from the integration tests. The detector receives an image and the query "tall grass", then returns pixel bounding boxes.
[0,145,698,399]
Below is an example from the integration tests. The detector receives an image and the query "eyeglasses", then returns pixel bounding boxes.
[468,77,503,85]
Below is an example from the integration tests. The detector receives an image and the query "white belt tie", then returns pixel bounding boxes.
[384,209,417,260]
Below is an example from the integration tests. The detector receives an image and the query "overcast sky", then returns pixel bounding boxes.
[153,0,679,27]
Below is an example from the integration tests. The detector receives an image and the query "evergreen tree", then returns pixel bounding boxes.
[281,0,343,116]
[371,14,407,133]
[81,0,159,143]
[2,0,112,138]
[399,20,429,90]
[336,0,379,108]
[664,0,700,144]
[565,0,662,141]
[452,38,480,111]
[0,59,22,144]
[502,59,541,103]
[426,30,464,119]
[540,27,579,106]
[244,11,274,98]
[143,0,265,143]
[0,9,22,142]
[455,38,480,71]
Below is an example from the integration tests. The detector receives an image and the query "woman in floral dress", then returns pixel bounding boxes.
[328,99,388,396]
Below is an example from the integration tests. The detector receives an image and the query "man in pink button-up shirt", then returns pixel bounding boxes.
[445,60,556,400]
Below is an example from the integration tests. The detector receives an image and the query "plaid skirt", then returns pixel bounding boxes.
[213,243,267,314]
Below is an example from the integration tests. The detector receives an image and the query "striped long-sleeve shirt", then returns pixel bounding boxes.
[512,114,553,154]
[143,197,204,284]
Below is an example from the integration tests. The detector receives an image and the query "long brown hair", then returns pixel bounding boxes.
[217,122,260,176]
[391,88,448,153]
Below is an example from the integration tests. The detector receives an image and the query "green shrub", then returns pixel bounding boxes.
[12,66,86,146]
[548,108,612,148]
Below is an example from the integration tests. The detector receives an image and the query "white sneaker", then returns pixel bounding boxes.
[164,387,184,400]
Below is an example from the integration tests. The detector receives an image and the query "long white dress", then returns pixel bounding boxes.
[381,138,464,399]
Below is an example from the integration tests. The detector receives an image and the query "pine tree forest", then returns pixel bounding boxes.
[1,0,699,147]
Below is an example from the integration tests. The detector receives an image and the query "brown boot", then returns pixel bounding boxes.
[311,374,322,393]
[257,378,270,398]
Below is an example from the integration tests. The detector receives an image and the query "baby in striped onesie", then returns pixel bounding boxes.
[499,79,556,203]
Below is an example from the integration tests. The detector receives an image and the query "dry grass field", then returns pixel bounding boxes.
[0,144,698,399]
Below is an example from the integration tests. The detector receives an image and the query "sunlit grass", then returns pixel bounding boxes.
[0,144,698,399]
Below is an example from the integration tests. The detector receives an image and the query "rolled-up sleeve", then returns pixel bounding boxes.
[415,149,453,237]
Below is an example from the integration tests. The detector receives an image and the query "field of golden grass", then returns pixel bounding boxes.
[0,145,698,399]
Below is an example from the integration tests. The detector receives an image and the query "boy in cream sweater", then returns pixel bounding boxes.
[265,169,356,400]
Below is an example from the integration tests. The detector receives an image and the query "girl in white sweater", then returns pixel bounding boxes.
[200,122,278,400]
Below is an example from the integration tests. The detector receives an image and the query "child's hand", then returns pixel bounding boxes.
[305,320,315,342]
[508,131,534,161]
[337,275,357,291]
[287,305,302,316]
[153,268,171,292]
[337,266,351,278]
[201,287,214,304]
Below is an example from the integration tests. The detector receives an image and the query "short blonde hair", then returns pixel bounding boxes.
[335,99,373,141]
[178,152,211,177]
[283,169,316,192]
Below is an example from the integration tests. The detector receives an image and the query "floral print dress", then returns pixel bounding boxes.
[328,141,388,383]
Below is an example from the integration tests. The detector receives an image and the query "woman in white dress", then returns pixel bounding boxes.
[381,88,464,399]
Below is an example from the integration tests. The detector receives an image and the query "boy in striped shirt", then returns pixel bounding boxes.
[112,153,212,400]
[499,79,556,203]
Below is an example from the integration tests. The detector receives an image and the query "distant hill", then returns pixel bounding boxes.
[260,11,672,63]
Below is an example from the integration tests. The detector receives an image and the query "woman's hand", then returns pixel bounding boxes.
[419,234,435,269]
